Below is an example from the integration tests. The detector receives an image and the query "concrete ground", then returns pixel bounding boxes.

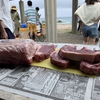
[36,28,84,44]
[57,32,83,44]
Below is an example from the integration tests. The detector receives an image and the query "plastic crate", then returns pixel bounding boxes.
[20,24,27,28]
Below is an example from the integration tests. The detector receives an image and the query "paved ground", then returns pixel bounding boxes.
[41,28,99,45]
[38,28,84,44]
[57,32,83,44]
[57,30,100,45]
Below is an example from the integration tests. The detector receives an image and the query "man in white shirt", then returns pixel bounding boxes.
[0,0,15,39]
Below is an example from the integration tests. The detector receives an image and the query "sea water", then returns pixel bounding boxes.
[40,16,72,24]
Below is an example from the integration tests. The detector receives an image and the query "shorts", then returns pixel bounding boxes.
[82,23,98,38]
[5,28,15,39]
[27,23,36,33]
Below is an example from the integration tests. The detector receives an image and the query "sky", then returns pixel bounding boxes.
[10,0,85,18]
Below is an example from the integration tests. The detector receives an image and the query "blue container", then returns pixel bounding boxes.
[20,24,27,28]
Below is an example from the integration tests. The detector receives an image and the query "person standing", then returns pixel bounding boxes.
[75,0,100,45]
[77,17,82,34]
[77,6,82,34]
[0,0,15,39]
[11,6,20,38]
[35,7,42,34]
[24,0,36,40]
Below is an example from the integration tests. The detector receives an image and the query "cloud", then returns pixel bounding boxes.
[57,0,72,8]
[57,8,72,17]
[10,0,85,9]
[10,0,85,18]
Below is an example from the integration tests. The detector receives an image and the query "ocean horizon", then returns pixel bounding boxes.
[40,16,72,25]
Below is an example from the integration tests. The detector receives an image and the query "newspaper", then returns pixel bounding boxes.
[0,65,99,100]
[0,44,99,100]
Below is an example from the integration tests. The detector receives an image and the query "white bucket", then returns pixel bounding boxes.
[36,25,40,32]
